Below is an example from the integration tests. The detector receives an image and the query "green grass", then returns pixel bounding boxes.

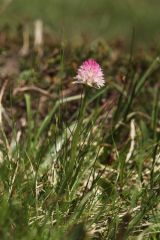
[1,0,160,42]
[0,36,160,240]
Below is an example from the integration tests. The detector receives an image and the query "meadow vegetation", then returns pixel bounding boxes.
[0,1,160,239]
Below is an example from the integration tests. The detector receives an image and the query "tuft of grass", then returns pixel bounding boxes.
[0,36,160,240]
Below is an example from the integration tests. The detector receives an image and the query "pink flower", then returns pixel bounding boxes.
[74,59,105,88]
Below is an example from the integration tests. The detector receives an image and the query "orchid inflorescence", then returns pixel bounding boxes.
[74,59,105,88]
